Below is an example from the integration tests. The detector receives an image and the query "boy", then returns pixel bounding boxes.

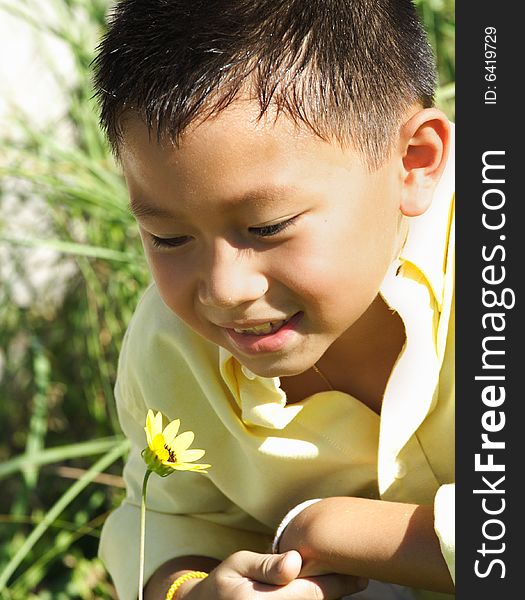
[94,1,455,599]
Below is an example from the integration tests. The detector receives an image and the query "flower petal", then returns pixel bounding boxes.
[178,448,206,463]
[144,410,155,446]
[144,426,152,448]
[162,419,181,445]
[153,411,163,436]
[171,462,210,472]
[170,430,195,454]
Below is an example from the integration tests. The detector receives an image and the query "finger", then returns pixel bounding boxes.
[228,550,302,586]
[270,573,369,600]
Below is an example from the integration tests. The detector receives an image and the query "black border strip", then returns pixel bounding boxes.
[456,2,519,597]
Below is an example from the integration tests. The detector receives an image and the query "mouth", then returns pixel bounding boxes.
[231,318,290,336]
[222,312,303,355]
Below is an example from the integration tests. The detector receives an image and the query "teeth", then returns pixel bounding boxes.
[233,320,285,335]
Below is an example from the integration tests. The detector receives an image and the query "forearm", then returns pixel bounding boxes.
[278,496,454,594]
[144,555,220,600]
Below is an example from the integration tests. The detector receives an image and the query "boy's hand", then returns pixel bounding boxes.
[180,550,368,599]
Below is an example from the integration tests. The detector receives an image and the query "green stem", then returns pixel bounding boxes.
[139,469,153,600]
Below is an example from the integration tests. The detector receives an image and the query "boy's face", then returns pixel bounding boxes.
[120,103,408,378]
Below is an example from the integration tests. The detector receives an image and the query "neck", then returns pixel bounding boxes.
[314,294,406,412]
[324,295,397,365]
[280,294,406,409]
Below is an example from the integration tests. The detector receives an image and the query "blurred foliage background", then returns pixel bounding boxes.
[0,0,454,597]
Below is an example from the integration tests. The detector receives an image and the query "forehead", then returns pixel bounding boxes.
[118,101,370,212]
[121,100,358,165]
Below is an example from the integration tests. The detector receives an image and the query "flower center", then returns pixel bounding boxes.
[164,444,177,462]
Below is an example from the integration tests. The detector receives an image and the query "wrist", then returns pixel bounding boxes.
[165,571,209,600]
[145,557,219,600]
[272,498,322,554]
[172,576,206,600]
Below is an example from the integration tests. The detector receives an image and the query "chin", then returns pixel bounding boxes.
[240,355,317,379]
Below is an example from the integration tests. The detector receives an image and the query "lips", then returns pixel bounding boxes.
[222,312,303,354]
[232,319,287,336]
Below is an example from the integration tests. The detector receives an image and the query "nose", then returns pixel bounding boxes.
[197,241,269,309]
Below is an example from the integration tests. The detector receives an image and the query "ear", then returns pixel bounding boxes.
[398,108,450,217]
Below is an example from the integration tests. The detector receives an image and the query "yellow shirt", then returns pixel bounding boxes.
[99,139,455,600]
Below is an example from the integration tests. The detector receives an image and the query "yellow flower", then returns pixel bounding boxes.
[142,410,210,476]
[138,412,211,600]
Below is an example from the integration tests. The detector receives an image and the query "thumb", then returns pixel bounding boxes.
[234,550,303,586]
[272,551,302,584]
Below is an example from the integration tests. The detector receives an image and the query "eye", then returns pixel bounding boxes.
[249,216,297,238]
[149,234,192,249]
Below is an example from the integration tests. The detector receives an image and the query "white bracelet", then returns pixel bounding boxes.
[271,498,322,554]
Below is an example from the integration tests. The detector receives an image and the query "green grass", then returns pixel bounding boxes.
[0,1,148,596]
[0,1,454,596]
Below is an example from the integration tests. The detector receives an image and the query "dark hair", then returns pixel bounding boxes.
[93,0,436,168]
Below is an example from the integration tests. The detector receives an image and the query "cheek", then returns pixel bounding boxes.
[270,215,397,318]
[269,240,358,308]
[143,250,197,317]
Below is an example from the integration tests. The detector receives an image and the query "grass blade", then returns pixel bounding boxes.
[0,438,130,591]
[0,436,125,480]
[7,513,108,596]
[21,339,51,489]
[0,235,141,263]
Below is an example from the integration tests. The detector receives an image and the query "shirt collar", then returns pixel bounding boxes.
[219,347,304,429]
[398,123,455,311]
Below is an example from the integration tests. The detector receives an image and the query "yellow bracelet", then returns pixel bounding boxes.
[165,571,208,600]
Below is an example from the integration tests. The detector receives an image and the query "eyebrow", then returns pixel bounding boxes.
[128,185,299,220]
[128,197,177,220]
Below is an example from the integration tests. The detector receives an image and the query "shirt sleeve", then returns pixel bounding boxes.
[433,483,455,584]
[98,296,271,600]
